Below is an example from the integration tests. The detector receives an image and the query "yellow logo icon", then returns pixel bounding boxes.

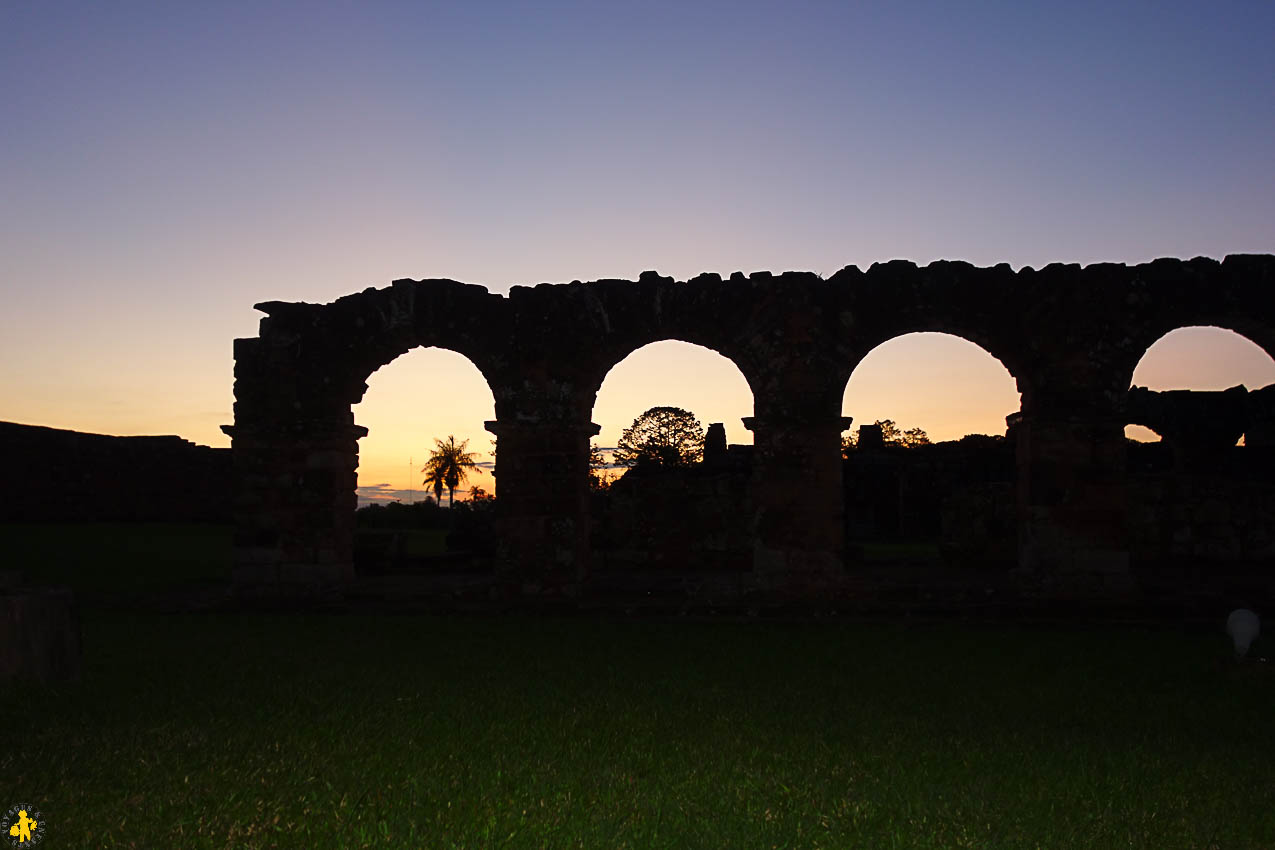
[7,812,35,841]
[4,806,43,846]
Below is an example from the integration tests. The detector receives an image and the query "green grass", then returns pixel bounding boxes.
[2,522,232,592]
[5,613,1274,848]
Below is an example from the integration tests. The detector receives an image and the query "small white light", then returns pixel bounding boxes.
[1227,609,1261,658]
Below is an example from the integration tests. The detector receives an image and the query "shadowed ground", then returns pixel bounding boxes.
[4,611,1273,848]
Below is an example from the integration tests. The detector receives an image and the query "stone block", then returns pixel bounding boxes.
[0,587,82,685]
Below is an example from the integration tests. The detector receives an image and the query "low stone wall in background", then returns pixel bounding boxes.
[0,421,231,522]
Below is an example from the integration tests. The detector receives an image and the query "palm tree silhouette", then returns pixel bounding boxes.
[421,455,446,505]
[422,435,482,508]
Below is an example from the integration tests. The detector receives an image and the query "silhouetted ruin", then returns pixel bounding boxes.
[223,255,1275,607]
[0,421,231,523]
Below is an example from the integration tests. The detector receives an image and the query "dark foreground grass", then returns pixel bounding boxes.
[2,522,232,592]
[4,613,1273,849]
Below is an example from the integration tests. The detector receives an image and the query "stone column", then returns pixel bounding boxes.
[743,413,854,591]
[221,412,366,588]
[484,417,598,598]
[1014,411,1133,596]
[1247,384,1275,448]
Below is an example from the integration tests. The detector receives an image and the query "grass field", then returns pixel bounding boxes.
[2,522,233,592]
[4,611,1273,849]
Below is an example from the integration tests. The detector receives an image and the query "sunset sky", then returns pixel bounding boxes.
[3,1,1273,504]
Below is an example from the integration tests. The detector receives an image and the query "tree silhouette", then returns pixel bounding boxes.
[899,425,931,448]
[589,441,615,490]
[422,435,482,507]
[422,457,446,504]
[613,406,705,469]
[843,419,931,456]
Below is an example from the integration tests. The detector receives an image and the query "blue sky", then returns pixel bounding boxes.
[2,1,1272,501]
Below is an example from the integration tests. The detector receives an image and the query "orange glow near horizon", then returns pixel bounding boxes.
[6,321,1270,509]
[353,347,496,505]
[592,341,755,450]
[842,333,1021,443]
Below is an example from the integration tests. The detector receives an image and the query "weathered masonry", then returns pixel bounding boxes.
[223,255,1275,599]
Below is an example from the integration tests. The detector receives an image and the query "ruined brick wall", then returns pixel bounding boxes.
[228,254,1275,597]
[845,436,1275,571]
[0,421,231,522]
[592,460,753,571]
[940,482,1017,568]
[1128,446,1275,565]
[845,436,1016,542]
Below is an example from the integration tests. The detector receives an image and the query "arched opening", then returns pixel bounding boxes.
[1124,326,1275,580]
[1125,326,1275,445]
[351,346,497,579]
[588,340,755,577]
[841,332,1022,570]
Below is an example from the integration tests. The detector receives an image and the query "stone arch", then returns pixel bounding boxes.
[841,331,1024,441]
[307,280,512,413]
[827,260,1031,395]
[224,279,511,587]
[587,338,758,574]
[350,344,498,579]
[1120,324,1275,576]
[1118,323,1275,404]
[571,281,766,409]
[589,338,755,420]
[353,345,497,502]
[224,254,1275,602]
[839,331,1022,569]
[589,338,756,444]
[1123,326,1275,446]
[1101,256,1275,405]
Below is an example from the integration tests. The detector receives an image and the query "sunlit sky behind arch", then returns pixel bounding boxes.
[1,0,1272,504]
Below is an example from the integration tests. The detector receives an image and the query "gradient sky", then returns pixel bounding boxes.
[3,1,1273,503]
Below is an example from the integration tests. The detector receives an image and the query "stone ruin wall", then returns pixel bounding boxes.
[223,254,1275,602]
[596,411,1275,577]
[0,421,232,523]
[592,439,754,572]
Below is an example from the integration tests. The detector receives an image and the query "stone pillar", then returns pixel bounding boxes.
[1015,412,1132,596]
[703,423,728,468]
[1247,384,1275,448]
[484,417,598,598]
[743,413,853,591]
[221,412,366,588]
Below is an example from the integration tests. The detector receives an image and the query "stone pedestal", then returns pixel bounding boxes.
[743,414,853,592]
[485,418,598,598]
[0,587,82,686]
[1015,415,1133,596]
